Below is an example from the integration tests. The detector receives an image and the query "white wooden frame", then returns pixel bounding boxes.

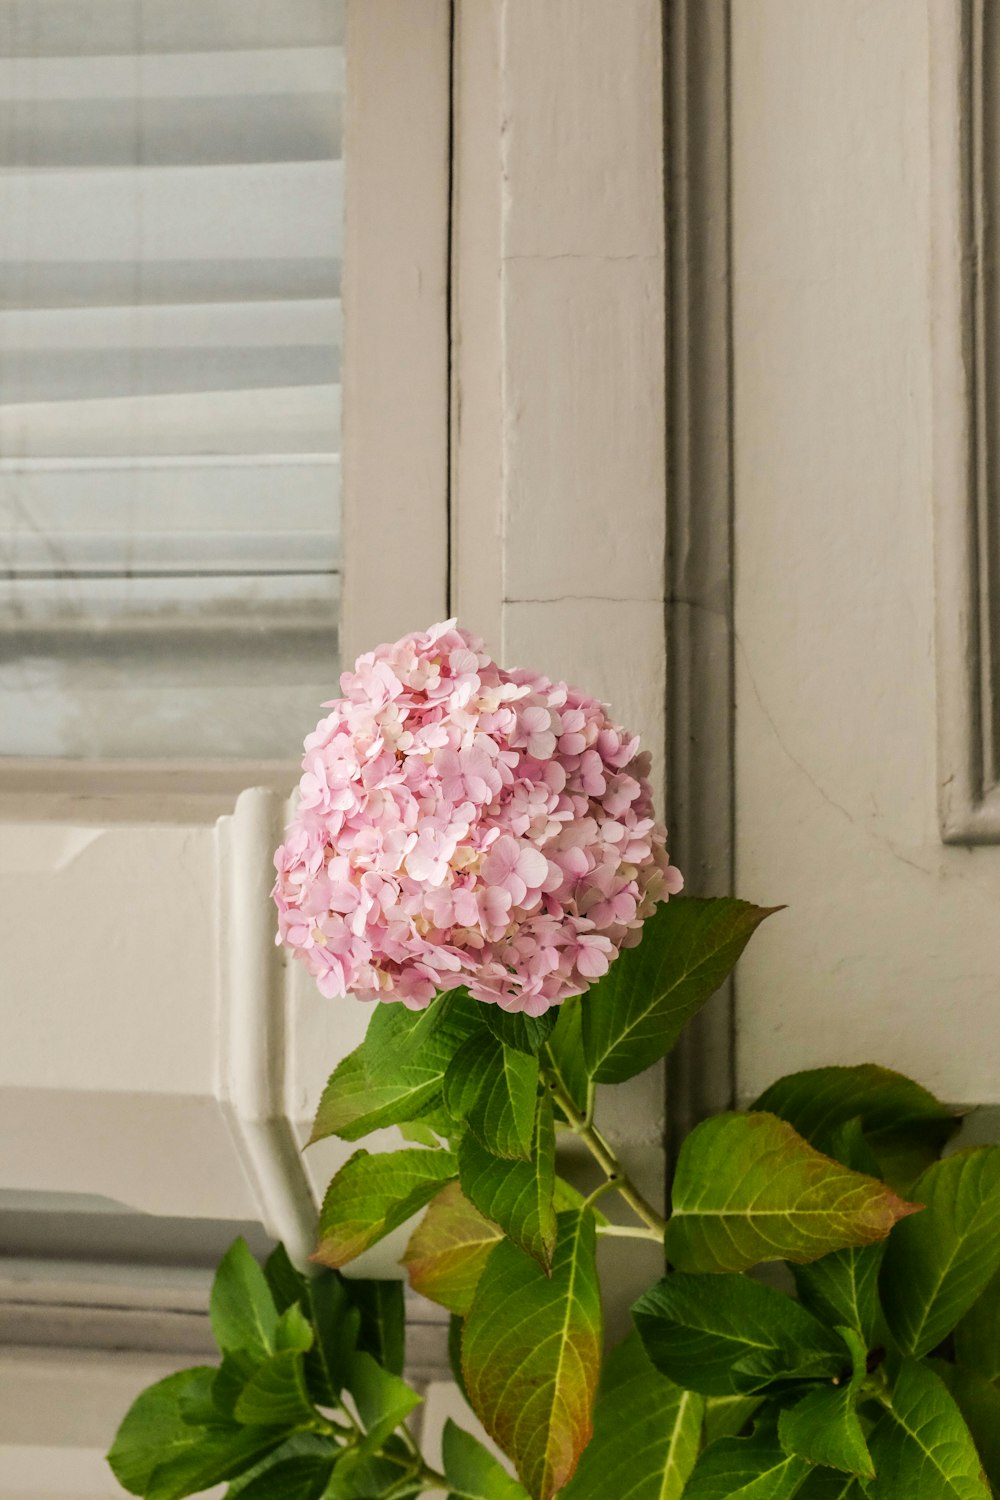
[931,0,1000,843]
[0,0,453,816]
[0,0,454,1365]
[449,1,672,1324]
[2,0,686,1387]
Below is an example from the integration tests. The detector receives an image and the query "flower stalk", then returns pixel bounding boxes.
[542,1048,667,1237]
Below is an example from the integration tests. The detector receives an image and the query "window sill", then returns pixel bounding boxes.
[0,758,299,824]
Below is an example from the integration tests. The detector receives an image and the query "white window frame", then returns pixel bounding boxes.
[0,0,453,818]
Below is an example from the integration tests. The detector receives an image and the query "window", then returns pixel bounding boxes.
[0,0,343,760]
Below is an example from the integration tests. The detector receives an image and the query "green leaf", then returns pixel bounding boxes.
[441,1419,529,1500]
[179,1369,231,1429]
[347,1277,407,1377]
[325,1435,420,1499]
[107,1368,221,1495]
[482,1007,559,1055]
[146,1429,291,1500]
[310,989,481,1144]
[753,1064,958,1191]
[581,898,778,1085]
[955,1267,1000,1382]
[558,1331,703,1500]
[211,1239,279,1366]
[463,1210,603,1500]
[791,1246,885,1348]
[449,1313,470,1403]
[667,1112,918,1274]
[865,1359,990,1498]
[458,1093,557,1268]
[704,1395,764,1444]
[632,1272,845,1396]
[314,1147,458,1269]
[880,1146,1000,1357]
[795,1472,866,1500]
[399,1120,443,1146]
[275,1303,314,1353]
[790,1121,887,1345]
[233,1351,317,1429]
[777,1328,874,1479]
[223,1435,339,1498]
[444,1033,539,1160]
[682,1429,811,1500]
[304,1272,360,1406]
[229,1455,336,1500]
[402,1181,503,1314]
[932,1359,1000,1492]
[345,1349,421,1451]
[263,1244,309,1315]
[212,1355,250,1421]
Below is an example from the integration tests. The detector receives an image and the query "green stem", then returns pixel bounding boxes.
[414,1465,449,1493]
[596,1222,664,1242]
[582,1178,621,1212]
[542,1048,667,1237]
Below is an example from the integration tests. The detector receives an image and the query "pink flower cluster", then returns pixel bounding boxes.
[273,621,682,1015]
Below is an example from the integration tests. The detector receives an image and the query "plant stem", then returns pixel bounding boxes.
[376,1426,449,1495]
[542,1048,667,1237]
[414,1465,449,1493]
[596,1222,664,1242]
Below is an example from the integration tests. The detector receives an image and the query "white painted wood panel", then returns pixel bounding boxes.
[731,0,1000,1109]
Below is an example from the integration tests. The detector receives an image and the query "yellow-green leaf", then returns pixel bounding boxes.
[558,1332,703,1500]
[753,1064,958,1191]
[313,1148,457,1269]
[462,1210,602,1500]
[667,1112,918,1274]
[402,1182,503,1315]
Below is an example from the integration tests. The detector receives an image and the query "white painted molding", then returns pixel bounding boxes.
[931,0,1000,842]
[216,788,318,1265]
[0,1259,214,1355]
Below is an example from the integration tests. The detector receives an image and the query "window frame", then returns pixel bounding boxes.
[0,0,453,816]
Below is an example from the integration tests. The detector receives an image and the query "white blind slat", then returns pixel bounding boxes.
[0,0,344,758]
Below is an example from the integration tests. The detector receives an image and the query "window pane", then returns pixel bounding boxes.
[0,0,343,759]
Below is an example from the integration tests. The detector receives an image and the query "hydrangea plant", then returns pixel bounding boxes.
[111,625,1000,1500]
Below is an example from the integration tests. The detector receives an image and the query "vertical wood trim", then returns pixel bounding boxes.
[450,0,671,1261]
[931,0,1000,842]
[341,0,452,663]
[217,788,318,1265]
[665,0,737,1139]
[450,0,504,649]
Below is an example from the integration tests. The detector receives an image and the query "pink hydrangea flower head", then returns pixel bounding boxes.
[272,621,683,1014]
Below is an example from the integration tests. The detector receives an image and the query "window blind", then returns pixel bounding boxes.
[0,0,344,758]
